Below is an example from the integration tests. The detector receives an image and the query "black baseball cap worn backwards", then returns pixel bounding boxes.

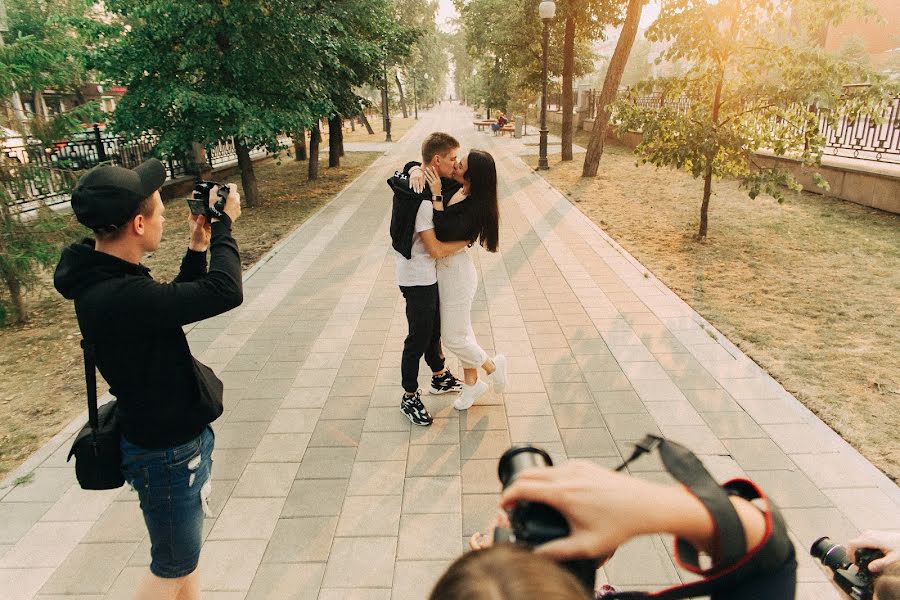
[71,158,167,231]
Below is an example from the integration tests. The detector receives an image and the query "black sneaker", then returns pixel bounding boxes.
[401,390,433,426]
[430,370,463,395]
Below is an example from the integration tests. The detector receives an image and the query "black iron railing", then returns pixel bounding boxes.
[582,88,900,164]
[1,126,272,213]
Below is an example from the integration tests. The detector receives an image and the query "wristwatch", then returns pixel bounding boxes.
[432,194,443,203]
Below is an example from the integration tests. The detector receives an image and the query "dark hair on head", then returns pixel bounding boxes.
[422,132,460,164]
[463,149,499,253]
[93,194,156,242]
[429,545,591,600]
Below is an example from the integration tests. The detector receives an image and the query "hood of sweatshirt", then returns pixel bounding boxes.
[54,238,149,300]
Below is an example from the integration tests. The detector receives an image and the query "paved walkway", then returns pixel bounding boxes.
[1,103,898,600]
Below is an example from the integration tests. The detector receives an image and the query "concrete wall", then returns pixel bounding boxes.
[568,114,900,215]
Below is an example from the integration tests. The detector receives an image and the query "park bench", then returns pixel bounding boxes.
[473,120,494,132]
[496,124,515,136]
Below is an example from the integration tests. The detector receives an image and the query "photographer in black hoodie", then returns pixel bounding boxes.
[54,158,242,600]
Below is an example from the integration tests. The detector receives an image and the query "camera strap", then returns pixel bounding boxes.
[605,435,795,600]
[81,339,100,432]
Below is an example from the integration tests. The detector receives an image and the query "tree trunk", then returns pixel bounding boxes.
[2,273,26,323]
[698,74,725,240]
[350,118,355,132]
[328,116,341,167]
[395,73,408,119]
[234,139,259,207]
[338,119,345,157]
[581,0,645,177]
[561,14,576,161]
[308,127,320,180]
[359,110,375,135]
[293,129,307,161]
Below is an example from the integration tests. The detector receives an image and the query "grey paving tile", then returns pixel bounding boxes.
[227,398,283,422]
[282,387,330,409]
[348,461,406,496]
[39,487,117,523]
[744,470,833,509]
[391,560,452,600]
[459,430,512,460]
[356,431,410,462]
[407,444,461,477]
[322,537,397,588]
[552,403,606,429]
[781,507,859,549]
[593,390,647,414]
[363,407,411,432]
[209,497,285,540]
[462,494,501,537]
[604,413,661,441]
[603,535,680,585]
[545,382,595,404]
[504,393,553,416]
[508,416,561,444]
[212,448,254,480]
[402,477,462,514]
[0,521,92,568]
[398,513,461,560]
[761,423,842,455]
[461,459,503,495]
[3,468,75,503]
[318,589,391,600]
[250,433,311,463]
[560,428,619,458]
[336,495,402,536]
[214,421,269,449]
[410,418,460,444]
[309,420,364,448]
[701,411,765,438]
[657,425,728,455]
[790,452,879,489]
[723,438,796,471]
[82,501,145,543]
[321,396,371,420]
[0,502,52,544]
[267,409,321,433]
[282,479,348,517]
[233,462,300,497]
[39,542,135,595]
[246,562,325,600]
[538,363,585,383]
[822,487,900,531]
[296,449,359,483]
[199,539,268,591]
[458,405,507,431]
[584,371,633,392]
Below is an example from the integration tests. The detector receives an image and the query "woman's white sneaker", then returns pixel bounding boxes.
[489,354,508,393]
[454,380,489,411]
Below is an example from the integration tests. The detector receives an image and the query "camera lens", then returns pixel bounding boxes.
[811,537,851,570]
[498,446,553,489]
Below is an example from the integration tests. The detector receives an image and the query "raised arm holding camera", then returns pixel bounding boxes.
[54,159,242,600]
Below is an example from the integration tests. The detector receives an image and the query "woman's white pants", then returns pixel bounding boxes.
[436,249,487,369]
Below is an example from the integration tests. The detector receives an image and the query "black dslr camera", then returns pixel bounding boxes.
[494,446,601,593]
[187,180,230,220]
[811,537,884,600]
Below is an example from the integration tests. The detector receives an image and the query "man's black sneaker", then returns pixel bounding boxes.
[401,390,433,426]
[430,370,463,395]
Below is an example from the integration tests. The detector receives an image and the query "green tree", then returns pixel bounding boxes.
[613,0,894,239]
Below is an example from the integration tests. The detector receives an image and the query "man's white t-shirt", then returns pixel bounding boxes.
[394,200,436,287]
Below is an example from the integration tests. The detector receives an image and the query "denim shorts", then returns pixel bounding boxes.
[121,426,214,578]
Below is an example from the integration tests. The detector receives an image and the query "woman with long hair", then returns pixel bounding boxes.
[423,148,507,410]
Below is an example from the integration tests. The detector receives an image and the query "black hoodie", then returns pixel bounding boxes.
[54,218,242,449]
[388,161,462,259]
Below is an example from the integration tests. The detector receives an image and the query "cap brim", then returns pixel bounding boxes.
[133,159,166,197]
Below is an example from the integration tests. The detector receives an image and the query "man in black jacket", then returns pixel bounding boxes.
[387,132,468,426]
[54,158,242,600]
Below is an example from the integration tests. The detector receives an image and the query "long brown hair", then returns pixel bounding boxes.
[429,545,592,600]
[464,149,499,253]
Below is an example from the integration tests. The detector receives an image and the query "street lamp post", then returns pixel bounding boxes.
[412,71,418,120]
[537,0,556,170]
[383,61,392,142]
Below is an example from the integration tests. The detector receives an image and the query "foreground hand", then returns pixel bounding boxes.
[188,213,211,252]
[409,166,426,194]
[218,185,241,223]
[848,530,900,573]
[499,461,669,560]
[423,167,442,198]
[469,511,512,551]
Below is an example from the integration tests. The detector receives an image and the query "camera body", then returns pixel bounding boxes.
[494,446,600,593]
[187,180,230,220]
[811,537,884,600]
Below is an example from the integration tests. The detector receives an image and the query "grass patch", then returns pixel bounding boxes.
[531,125,900,481]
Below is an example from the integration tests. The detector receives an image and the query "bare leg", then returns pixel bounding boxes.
[463,367,478,385]
[482,357,496,375]
[135,569,200,600]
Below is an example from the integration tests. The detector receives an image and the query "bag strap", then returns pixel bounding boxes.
[81,339,99,431]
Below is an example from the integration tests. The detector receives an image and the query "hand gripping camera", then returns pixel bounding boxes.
[811,537,884,600]
[494,446,602,593]
[187,180,230,220]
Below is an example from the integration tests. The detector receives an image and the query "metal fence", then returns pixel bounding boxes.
[1,126,270,213]
[582,89,900,164]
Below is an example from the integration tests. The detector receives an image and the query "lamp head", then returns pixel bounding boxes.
[539,0,556,20]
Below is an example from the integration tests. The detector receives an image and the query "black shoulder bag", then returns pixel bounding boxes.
[67,339,125,490]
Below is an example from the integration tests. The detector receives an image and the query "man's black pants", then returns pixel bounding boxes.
[399,283,444,394]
